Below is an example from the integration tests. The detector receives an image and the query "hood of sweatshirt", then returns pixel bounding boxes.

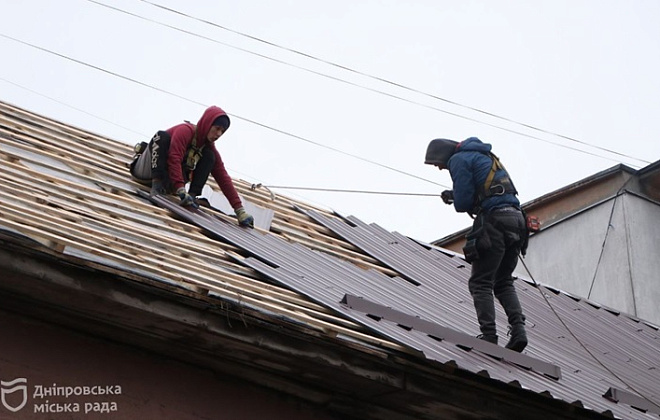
[456,137,492,154]
[197,106,229,145]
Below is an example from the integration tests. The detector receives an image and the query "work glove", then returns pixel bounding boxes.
[176,187,198,208]
[150,179,166,196]
[441,189,454,205]
[235,207,254,228]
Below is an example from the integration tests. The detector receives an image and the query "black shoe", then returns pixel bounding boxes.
[477,334,498,345]
[505,326,528,352]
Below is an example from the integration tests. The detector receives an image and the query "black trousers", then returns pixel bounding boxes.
[468,208,527,337]
[148,131,215,196]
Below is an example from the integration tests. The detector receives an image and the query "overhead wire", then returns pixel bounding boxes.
[586,196,620,300]
[586,177,636,303]
[1,2,652,205]
[0,32,446,189]
[0,8,645,200]
[84,0,648,167]
[0,76,446,201]
[0,77,150,138]
[134,0,649,166]
[1,2,651,188]
[252,184,442,196]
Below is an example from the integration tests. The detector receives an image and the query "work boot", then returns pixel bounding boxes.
[505,325,527,352]
[477,334,498,345]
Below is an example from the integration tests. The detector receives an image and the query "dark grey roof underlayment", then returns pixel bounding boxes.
[143,192,660,419]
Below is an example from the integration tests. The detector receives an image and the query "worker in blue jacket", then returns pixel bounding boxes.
[425,137,528,352]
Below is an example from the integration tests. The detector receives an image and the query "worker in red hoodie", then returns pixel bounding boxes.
[131,105,254,227]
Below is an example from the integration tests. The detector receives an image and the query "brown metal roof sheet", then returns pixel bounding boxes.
[143,189,660,419]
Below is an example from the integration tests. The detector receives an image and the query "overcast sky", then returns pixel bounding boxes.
[1,1,659,242]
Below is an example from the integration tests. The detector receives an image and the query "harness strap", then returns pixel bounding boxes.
[184,124,205,175]
[484,157,498,192]
[478,152,517,202]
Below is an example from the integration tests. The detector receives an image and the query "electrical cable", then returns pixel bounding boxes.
[586,176,636,301]
[84,0,649,167]
[0,79,446,197]
[586,195,620,300]
[134,0,650,166]
[0,32,445,188]
[0,77,150,138]
[518,255,660,410]
[252,184,444,196]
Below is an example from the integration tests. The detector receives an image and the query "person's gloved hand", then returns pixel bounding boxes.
[235,207,254,228]
[441,189,454,205]
[176,187,198,208]
[150,179,166,196]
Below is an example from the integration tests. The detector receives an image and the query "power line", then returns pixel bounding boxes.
[0,77,149,138]
[135,0,651,166]
[0,32,444,188]
[84,0,648,167]
[0,79,426,202]
[251,184,444,196]
[0,74,452,195]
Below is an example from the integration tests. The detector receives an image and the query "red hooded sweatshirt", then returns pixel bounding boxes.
[165,106,242,209]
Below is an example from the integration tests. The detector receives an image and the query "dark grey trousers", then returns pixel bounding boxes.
[468,208,527,337]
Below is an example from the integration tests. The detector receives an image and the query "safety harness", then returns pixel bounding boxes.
[184,125,205,175]
[477,152,518,203]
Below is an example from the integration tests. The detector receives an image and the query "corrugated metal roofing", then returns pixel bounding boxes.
[1,100,659,419]
[145,192,660,418]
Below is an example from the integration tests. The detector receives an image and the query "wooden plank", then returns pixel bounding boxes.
[0,101,132,155]
[0,142,387,273]
[0,184,341,314]
[1,115,389,267]
[0,100,413,353]
[1,137,402,287]
[1,213,401,349]
[0,203,338,323]
[0,207,379,341]
[0,128,131,185]
[0,165,204,241]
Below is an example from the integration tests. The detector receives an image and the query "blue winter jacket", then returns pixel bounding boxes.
[446,137,520,214]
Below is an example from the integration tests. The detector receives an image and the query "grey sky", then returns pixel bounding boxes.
[1,0,659,242]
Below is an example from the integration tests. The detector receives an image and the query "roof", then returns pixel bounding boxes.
[1,99,659,420]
